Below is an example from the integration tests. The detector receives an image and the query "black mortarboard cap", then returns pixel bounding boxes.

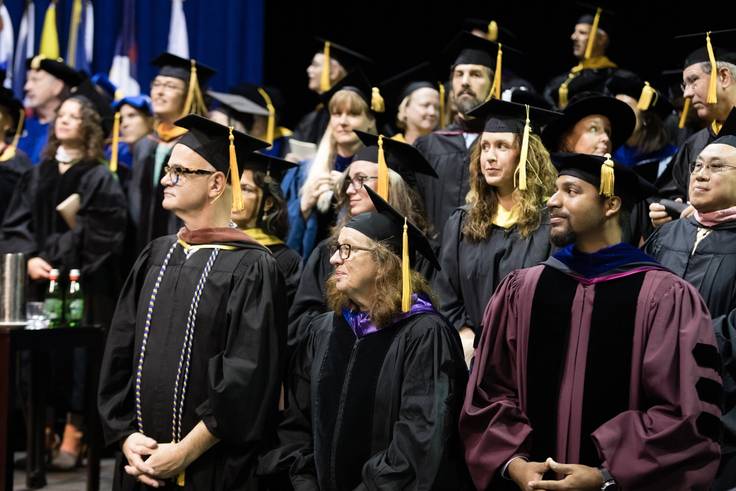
[229,84,287,118]
[314,38,373,71]
[468,97,562,134]
[26,55,84,87]
[151,52,216,86]
[379,62,439,114]
[0,87,23,129]
[69,79,115,135]
[605,73,674,120]
[678,29,736,68]
[575,3,616,34]
[319,69,384,114]
[353,130,438,187]
[461,18,517,43]
[501,87,553,110]
[541,93,636,152]
[207,90,269,117]
[551,152,656,208]
[240,152,296,182]
[443,31,512,69]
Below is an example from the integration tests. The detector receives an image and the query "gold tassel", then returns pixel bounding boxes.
[177,471,185,486]
[706,32,718,104]
[599,153,615,197]
[371,87,385,113]
[229,127,244,212]
[438,82,446,128]
[377,135,389,200]
[487,43,503,101]
[516,105,531,191]
[637,81,655,111]
[320,41,331,93]
[257,87,276,145]
[487,20,498,42]
[401,217,411,312]
[182,59,207,117]
[9,109,25,154]
[678,97,691,129]
[558,80,570,109]
[109,112,121,173]
[584,8,602,60]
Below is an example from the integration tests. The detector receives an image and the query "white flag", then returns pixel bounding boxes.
[167,0,189,58]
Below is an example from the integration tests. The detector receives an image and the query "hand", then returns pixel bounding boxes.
[145,442,189,480]
[300,175,334,216]
[528,458,604,490]
[459,326,475,368]
[27,257,52,280]
[680,203,695,219]
[122,433,164,488]
[508,458,549,491]
[648,201,674,228]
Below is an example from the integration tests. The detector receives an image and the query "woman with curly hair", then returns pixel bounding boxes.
[434,98,560,364]
[259,188,471,490]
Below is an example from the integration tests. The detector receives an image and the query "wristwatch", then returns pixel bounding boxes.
[600,468,618,491]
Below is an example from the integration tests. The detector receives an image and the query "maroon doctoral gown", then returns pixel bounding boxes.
[459,256,722,491]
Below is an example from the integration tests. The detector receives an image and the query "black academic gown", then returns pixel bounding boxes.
[0,158,127,325]
[656,126,715,201]
[258,309,471,490]
[290,108,329,146]
[433,206,555,338]
[98,232,288,491]
[0,150,32,221]
[644,216,736,490]
[414,119,482,244]
[269,242,303,311]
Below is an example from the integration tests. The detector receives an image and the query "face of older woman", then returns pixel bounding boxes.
[562,114,612,156]
[344,161,379,216]
[329,226,378,303]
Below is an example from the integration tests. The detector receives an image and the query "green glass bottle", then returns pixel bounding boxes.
[66,269,84,327]
[43,269,64,327]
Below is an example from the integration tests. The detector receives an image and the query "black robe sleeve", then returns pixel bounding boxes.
[97,241,154,446]
[359,316,469,490]
[272,244,304,311]
[433,208,471,331]
[195,253,288,446]
[287,240,332,349]
[0,167,36,253]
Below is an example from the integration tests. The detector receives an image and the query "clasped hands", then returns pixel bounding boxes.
[122,432,190,488]
[508,457,605,491]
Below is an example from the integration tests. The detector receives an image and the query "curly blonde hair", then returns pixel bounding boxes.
[326,239,435,328]
[463,132,556,240]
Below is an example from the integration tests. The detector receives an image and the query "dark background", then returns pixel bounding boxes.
[263,0,735,127]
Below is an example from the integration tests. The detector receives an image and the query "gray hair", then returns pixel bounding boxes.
[700,61,736,80]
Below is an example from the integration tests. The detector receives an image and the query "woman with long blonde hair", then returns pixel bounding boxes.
[433,98,560,364]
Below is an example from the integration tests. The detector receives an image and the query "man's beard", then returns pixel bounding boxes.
[550,227,576,247]
[455,92,483,115]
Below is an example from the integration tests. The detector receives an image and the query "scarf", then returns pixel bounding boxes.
[694,206,736,227]
[553,242,659,279]
[342,294,436,338]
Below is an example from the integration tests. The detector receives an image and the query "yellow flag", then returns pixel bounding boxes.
[40,2,60,59]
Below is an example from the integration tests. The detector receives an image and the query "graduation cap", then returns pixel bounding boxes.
[605,73,674,120]
[239,152,296,183]
[314,38,373,93]
[551,152,657,208]
[379,62,444,127]
[574,3,616,59]
[228,84,288,144]
[541,93,635,152]
[173,114,270,211]
[353,130,438,194]
[207,90,269,128]
[350,186,440,311]
[69,79,115,135]
[320,69,385,114]
[676,29,736,105]
[0,88,26,158]
[26,55,84,87]
[90,73,119,100]
[468,98,562,190]
[112,95,153,116]
[461,18,517,43]
[151,52,216,117]
[501,87,553,110]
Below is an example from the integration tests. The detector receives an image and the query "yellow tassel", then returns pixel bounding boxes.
[257,87,276,145]
[229,126,244,212]
[371,87,385,113]
[401,217,411,313]
[558,81,569,109]
[182,59,207,117]
[487,43,503,101]
[516,105,530,191]
[712,120,723,136]
[706,32,718,104]
[9,109,25,155]
[599,153,615,197]
[584,8,602,60]
[637,81,655,111]
[487,20,498,42]
[177,471,185,486]
[678,97,691,129]
[109,112,121,173]
[438,82,446,128]
[320,41,331,93]
[377,135,389,200]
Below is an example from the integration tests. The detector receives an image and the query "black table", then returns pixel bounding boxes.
[0,326,104,491]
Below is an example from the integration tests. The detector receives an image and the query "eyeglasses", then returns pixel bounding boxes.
[681,74,703,93]
[163,165,215,185]
[690,161,736,175]
[343,174,378,191]
[151,80,186,92]
[329,243,374,260]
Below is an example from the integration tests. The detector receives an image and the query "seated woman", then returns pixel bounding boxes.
[287,130,437,347]
[282,70,381,258]
[380,62,441,143]
[231,152,302,309]
[259,187,471,489]
[434,98,560,364]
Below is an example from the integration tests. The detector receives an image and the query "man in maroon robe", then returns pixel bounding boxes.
[459,152,722,491]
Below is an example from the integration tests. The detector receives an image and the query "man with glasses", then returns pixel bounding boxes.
[645,132,736,490]
[128,53,216,253]
[99,114,288,490]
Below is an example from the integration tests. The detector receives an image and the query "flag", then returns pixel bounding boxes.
[40,1,60,59]
[0,4,15,88]
[13,0,35,99]
[108,0,139,96]
[167,0,189,58]
[66,0,94,72]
